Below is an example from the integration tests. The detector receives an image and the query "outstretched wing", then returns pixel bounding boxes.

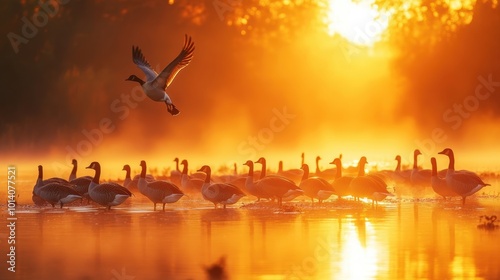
[153,34,195,90]
[132,46,158,82]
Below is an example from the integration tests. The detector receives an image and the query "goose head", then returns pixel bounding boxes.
[86,161,100,170]
[198,165,211,173]
[122,164,131,172]
[414,149,422,157]
[300,163,309,173]
[72,159,77,166]
[438,148,454,157]
[125,75,145,85]
[243,160,253,168]
[330,158,341,166]
[395,155,401,161]
[140,160,147,169]
[255,157,266,165]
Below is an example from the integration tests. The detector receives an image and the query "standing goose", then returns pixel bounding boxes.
[35,182,82,208]
[32,165,75,206]
[299,164,335,204]
[243,160,273,201]
[438,148,490,205]
[330,157,354,199]
[246,160,303,206]
[68,159,92,202]
[170,157,182,186]
[349,157,393,205]
[277,160,304,185]
[430,157,457,200]
[315,156,337,181]
[180,159,205,193]
[138,160,184,211]
[126,35,195,115]
[198,165,245,209]
[122,164,155,191]
[86,162,132,210]
[410,149,432,187]
[392,155,412,184]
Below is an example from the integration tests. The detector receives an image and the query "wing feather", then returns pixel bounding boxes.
[153,34,195,89]
[132,46,158,82]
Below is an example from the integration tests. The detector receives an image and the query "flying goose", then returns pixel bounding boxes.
[126,35,195,115]
[438,148,490,205]
[298,163,335,204]
[198,165,245,209]
[430,157,456,200]
[138,160,184,211]
[86,162,132,210]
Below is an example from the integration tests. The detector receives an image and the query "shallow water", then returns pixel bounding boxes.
[1,180,500,280]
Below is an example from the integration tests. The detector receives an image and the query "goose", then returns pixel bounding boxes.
[122,164,155,191]
[32,165,75,206]
[198,165,245,209]
[170,157,182,186]
[86,162,132,210]
[138,160,184,211]
[330,157,354,198]
[349,157,393,205]
[245,160,303,206]
[299,164,335,204]
[277,160,304,185]
[180,159,204,193]
[243,160,273,201]
[392,155,412,184]
[315,156,337,181]
[35,182,82,208]
[255,157,302,201]
[438,148,490,205]
[410,149,432,189]
[430,157,457,200]
[126,35,195,115]
[68,159,92,202]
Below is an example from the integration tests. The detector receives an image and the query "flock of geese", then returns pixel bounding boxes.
[31,148,491,210]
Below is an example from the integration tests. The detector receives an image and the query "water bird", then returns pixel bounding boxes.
[330,157,354,199]
[430,157,457,200]
[277,160,304,185]
[68,159,92,202]
[247,159,303,206]
[33,165,75,206]
[126,34,195,115]
[299,163,335,204]
[138,160,184,211]
[314,156,337,181]
[180,159,205,193]
[86,162,132,210]
[410,149,432,187]
[122,164,154,191]
[35,182,82,208]
[438,148,490,205]
[198,165,245,209]
[349,157,393,205]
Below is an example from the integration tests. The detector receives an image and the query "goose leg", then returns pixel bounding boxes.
[153,203,157,211]
[165,102,180,116]
[162,203,166,211]
[462,196,466,205]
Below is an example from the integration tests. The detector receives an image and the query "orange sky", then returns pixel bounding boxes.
[1,0,499,179]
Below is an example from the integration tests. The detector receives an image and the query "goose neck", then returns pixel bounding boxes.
[335,160,342,178]
[204,168,211,184]
[301,165,309,182]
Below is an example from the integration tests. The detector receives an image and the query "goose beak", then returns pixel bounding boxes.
[438,150,445,155]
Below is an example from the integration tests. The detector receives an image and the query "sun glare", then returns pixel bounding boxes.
[323,0,392,46]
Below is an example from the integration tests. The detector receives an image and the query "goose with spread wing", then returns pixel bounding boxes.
[126,35,195,115]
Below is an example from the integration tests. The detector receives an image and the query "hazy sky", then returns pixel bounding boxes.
[1,0,499,177]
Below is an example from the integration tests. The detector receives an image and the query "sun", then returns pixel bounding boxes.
[323,0,392,46]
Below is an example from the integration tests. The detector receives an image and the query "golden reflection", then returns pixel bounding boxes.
[338,218,379,279]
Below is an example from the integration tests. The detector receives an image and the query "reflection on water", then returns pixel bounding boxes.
[1,182,500,280]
